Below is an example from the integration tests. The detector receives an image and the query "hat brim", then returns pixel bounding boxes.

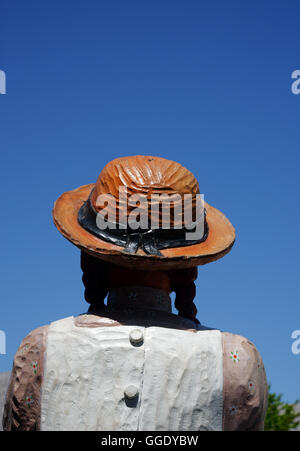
[53,184,235,270]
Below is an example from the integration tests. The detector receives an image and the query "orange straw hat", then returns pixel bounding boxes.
[53,156,235,270]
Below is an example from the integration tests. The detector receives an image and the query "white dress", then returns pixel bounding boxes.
[41,317,223,431]
[3,287,268,431]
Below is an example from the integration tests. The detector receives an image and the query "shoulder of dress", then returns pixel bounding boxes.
[18,324,49,354]
[221,331,268,431]
[221,332,267,377]
[2,325,48,431]
[221,331,263,360]
[74,314,121,328]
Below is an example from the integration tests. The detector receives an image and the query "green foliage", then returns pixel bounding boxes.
[264,386,300,431]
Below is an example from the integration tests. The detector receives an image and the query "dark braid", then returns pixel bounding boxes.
[167,267,199,324]
[81,251,199,323]
[80,251,110,312]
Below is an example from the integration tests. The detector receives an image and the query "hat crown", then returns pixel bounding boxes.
[90,156,200,226]
[90,156,200,227]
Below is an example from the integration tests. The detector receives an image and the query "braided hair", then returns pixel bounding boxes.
[167,267,199,324]
[80,251,199,323]
[80,251,109,313]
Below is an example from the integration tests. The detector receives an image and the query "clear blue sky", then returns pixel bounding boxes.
[0,0,299,403]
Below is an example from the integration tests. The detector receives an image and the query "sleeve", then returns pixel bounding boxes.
[222,332,268,431]
[2,325,48,431]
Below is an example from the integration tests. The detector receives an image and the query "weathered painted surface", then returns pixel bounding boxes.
[2,312,269,431]
[41,317,223,431]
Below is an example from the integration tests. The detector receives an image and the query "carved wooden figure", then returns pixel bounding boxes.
[3,156,267,431]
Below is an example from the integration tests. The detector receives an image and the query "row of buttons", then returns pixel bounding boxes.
[124,329,144,401]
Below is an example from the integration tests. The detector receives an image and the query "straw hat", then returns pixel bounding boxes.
[53,156,235,270]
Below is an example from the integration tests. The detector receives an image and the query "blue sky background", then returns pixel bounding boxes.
[0,0,300,403]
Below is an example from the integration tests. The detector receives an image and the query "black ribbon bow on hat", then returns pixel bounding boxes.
[124,229,163,256]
